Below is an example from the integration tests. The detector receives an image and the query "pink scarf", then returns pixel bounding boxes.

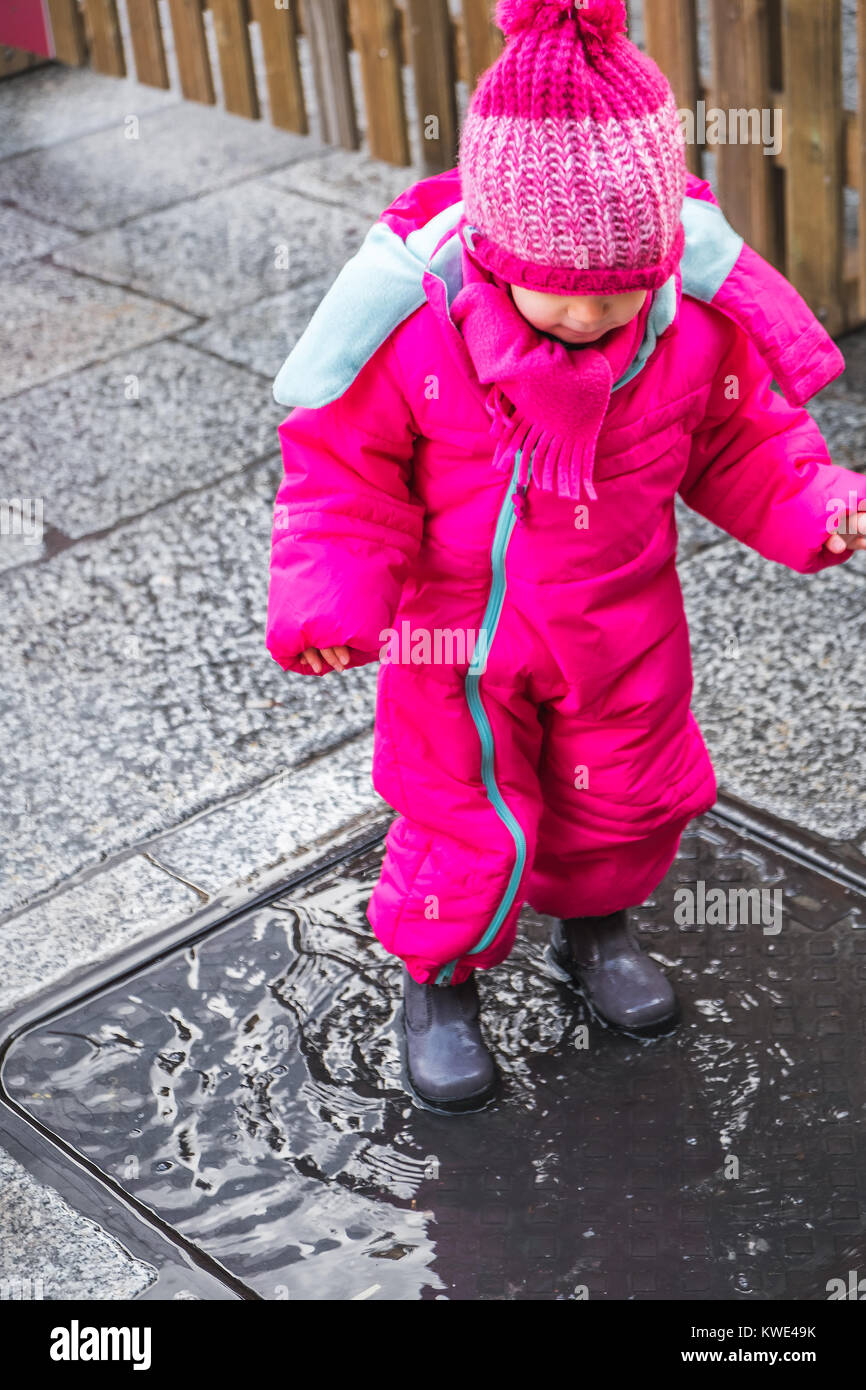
[449,233,654,503]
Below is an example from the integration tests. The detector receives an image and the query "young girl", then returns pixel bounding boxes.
[265,0,866,1113]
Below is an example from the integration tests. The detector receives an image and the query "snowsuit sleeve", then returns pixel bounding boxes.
[678,313,866,574]
[266,331,424,675]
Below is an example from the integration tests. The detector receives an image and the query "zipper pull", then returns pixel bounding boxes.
[512,483,527,524]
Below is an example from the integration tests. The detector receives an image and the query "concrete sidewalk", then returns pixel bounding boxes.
[1,59,866,1299]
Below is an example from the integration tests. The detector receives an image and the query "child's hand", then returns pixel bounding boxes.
[824,497,866,554]
[299,645,350,674]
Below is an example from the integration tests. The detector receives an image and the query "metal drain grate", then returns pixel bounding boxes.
[2,809,866,1300]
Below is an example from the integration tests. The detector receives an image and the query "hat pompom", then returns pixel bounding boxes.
[496,0,627,44]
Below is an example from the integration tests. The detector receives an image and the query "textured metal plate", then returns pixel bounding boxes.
[3,812,866,1300]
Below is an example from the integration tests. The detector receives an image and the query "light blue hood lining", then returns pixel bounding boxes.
[272,194,745,410]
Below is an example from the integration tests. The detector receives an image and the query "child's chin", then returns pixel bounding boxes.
[546,327,608,347]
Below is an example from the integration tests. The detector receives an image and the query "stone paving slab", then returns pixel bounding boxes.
[806,393,866,473]
[1,102,324,234]
[179,275,338,378]
[0,64,179,160]
[0,458,377,916]
[681,540,866,840]
[0,205,80,270]
[0,340,278,542]
[0,261,193,399]
[178,154,421,377]
[151,732,381,896]
[53,181,374,317]
[266,149,421,221]
[0,1148,157,1300]
[0,855,200,1016]
[0,517,46,569]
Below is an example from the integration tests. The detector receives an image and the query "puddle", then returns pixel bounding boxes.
[4,815,866,1299]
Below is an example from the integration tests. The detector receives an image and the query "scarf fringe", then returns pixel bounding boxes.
[486,386,599,502]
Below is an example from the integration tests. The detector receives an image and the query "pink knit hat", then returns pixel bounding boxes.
[458,0,688,295]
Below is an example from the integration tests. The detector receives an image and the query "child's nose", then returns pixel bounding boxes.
[566,300,608,328]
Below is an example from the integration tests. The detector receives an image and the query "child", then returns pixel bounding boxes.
[265,0,866,1113]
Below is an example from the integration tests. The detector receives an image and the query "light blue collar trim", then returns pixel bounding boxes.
[272,219,430,409]
[613,275,677,391]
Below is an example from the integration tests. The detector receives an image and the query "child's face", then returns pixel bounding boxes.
[509,285,648,344]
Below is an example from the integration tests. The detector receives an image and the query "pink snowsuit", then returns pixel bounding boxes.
[267,168,865,986]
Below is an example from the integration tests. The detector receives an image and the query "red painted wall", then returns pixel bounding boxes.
[0,0,55,58]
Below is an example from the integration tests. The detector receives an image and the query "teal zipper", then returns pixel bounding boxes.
[435,447,533,986]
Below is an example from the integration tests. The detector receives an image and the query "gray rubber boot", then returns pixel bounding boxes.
[400,966,498,1112]
[551,909,680,1037]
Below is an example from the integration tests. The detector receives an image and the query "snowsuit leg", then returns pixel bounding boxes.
[526,622,717,917]
[367,658,545,986]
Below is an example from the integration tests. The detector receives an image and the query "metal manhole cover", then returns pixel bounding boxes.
[3,812,866,1300]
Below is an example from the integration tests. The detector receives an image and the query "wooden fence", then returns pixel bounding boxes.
[41,1,504,170]
[11,1,865,336]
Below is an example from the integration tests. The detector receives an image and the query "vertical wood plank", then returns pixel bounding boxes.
[81,0,125,75]
[46,0,88,65]
[643,0,701,176]
[210,0,259,117]
[302,0,359,149]
[404,0,458,174]
[126,0,169,88]
[461,0,503,92]
[710,0,781,267]
[252,0,308,133]
[764,0,786,276]
[166,0,215,104]
[782,0,844,333]
[348,0,409,165]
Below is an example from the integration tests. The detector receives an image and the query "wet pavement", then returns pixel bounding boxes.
[2,24,866,1298]
[3,812,866,1301]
